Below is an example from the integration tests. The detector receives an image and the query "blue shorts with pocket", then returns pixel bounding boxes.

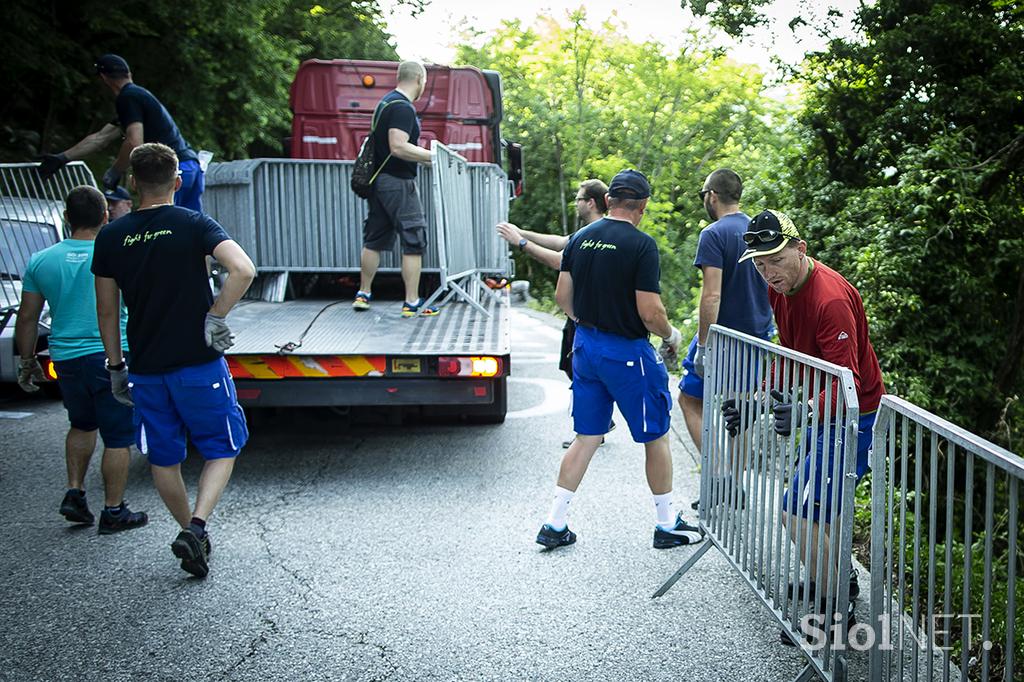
[54,351,134,448]
[174,159,204,212]
[781,411,876,523]
[129,357,248,466]
[571,325,671,443]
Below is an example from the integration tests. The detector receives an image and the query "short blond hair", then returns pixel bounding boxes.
[397,60,426,85]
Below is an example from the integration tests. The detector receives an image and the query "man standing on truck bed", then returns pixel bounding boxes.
[92,143,256,578]
[37,54,205,212]
[535,169,701,551]
[352,60,439,317]
[15,185,148,535]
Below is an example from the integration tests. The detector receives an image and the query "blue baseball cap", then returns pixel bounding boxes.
[95,54,130,75]
[104,186,131,202]
[608,169,651,200]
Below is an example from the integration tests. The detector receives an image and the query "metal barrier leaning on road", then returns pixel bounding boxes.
[869,395,1023,682]
[654,324,861,682]
[0,162,98,308]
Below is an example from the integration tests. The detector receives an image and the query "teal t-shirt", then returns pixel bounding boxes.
[21,239,129,361]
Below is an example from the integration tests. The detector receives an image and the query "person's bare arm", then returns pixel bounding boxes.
[636,290,674,340]
[63,123,122,160]
[522,230,569,251]
[14,292,45,358]
[555,271,575,320]
[388,128,432,164]
[697,266,723,344]
[110,122,143,172]
[210,240,256,316]
[496,222,566,269]
[95,276,125,365]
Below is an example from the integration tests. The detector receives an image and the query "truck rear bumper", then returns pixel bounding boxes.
[233,377,500,408]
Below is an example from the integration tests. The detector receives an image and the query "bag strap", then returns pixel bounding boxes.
[367,98,402,184]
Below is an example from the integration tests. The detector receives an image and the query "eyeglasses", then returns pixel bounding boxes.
[575,195,588,202]
[742,229,786,246]
[698,189,713,200]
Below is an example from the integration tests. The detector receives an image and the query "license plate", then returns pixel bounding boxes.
[391,358,422,374]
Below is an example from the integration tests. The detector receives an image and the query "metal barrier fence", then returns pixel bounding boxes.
[869,395,1023,681]
[655,324,861,682]
[0,162,97,309]
[203,157,511,285]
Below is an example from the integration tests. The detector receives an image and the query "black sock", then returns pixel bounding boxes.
[68,488,85,497]
[189,517,207,537]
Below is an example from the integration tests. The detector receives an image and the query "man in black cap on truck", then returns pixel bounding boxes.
[38,54,205,212]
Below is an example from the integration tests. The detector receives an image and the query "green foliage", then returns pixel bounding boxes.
[0,0,409,162]
[455,13,789,338]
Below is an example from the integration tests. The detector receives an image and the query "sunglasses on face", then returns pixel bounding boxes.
[698,189,712,200]
[743,229,786,246]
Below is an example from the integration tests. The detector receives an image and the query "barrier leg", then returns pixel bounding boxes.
[792,663,822,682]
[650,538,713,598]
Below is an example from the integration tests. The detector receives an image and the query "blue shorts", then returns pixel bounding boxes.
[129,358,248,466]
[782,411,876,523]
[54,351,134,448]
[680,331,772,399]
[571,326,671,443]
[174,159,204,212]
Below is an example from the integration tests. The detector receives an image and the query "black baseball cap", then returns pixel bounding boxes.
[95,54,130,75]
[608,169,651,200]
[738,210,802,262]
[104,186,131,202]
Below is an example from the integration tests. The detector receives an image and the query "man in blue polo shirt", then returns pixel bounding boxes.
[678,169,773,454]
[93,143,255,578]
[535,169,702,550]
[38,54,205,212]
[15,185,147,534]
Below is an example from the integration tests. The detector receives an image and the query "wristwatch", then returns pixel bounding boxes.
[518,238,528,252]
[105,358,126,371]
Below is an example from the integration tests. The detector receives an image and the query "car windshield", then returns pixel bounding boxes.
[1,220,59,278]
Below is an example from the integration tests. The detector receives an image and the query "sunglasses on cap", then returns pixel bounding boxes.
[742,229,788,247]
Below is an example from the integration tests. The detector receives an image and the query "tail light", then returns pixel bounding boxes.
[45,359,58,380]
[438,356,502,377]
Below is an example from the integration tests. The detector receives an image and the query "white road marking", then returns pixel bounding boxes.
[0,411,33,419]
[506,377,570,419]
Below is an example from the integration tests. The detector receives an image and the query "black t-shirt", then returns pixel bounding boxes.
[92,206,230,374]
[560,217,661,340]
[113,83,198,162]
[372,90,420,179]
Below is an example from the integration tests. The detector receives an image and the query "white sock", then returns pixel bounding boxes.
[546,486,575,530]
[653,492,675,529]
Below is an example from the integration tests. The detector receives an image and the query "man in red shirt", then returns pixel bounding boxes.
[732,209,884,643]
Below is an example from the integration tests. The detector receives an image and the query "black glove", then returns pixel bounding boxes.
[102,166,123,191]
[770,389,808,437]
[38,153,69,181]
[721,398,758,438]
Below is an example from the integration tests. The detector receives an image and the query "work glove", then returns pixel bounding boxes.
[658,326,683,370]
[721,398,759,438]
[770,389,809,437]
[662,326,682,353]
[37,153,69,181]
[17,357,45,393]
[694,344,706,378]
[102,166,122,191]
[107,364,133,407]
[204,312,235,352]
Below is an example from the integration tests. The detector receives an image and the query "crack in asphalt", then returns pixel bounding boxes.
[218,614,280,680]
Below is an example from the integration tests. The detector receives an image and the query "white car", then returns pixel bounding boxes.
[0,196,66,388]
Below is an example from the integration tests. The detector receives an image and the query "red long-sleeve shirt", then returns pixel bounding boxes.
[769,259,884,414]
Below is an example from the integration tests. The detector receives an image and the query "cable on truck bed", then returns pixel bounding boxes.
[273,300,347,354]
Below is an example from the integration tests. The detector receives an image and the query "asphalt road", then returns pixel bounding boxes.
[0,305,820,682]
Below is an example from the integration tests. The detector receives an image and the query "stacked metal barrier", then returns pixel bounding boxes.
[655,324,861,682]
[869,396,1023,681]
[0,162,97,309]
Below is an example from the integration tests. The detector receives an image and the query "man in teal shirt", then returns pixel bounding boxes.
[15,185,147,534]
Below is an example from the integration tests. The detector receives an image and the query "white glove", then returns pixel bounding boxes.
[662,326,683,353]
[694,344,706,378]
[204,312,235,352]
[108,364,133,407]
[17,357,44,393]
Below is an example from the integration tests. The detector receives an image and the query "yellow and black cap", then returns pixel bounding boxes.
[738,210,801,262]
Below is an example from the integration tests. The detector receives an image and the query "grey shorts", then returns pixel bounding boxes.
[363,173,428,255]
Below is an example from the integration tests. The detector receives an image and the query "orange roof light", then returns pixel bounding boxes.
[361,75,375,88]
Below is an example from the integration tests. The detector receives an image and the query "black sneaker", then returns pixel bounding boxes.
[787,569,861,612]
[60,489,94,525]
[97,505,148,535]
[653,513,705,549]
[171,529,210,578]
[780,600,857,647]
[536,524,576,549]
